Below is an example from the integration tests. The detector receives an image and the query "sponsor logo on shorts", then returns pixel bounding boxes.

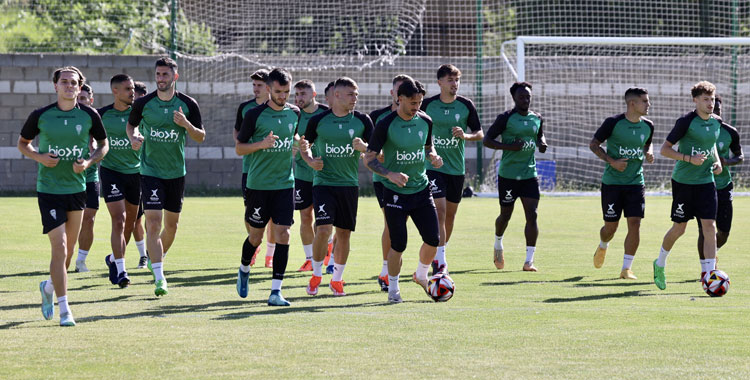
[251,207,262,221]
[295,189,302,202]
[606,203,616,216]
[504,189,513,201]
[316,204,330,220]
[150,189,159,202]
[47,144,84,160]
[386,194,402,209]
[50,209,57,220]
[429,179,439,193]
[110,184,121,197]
[149,128,180,142]
[674,203,685,218]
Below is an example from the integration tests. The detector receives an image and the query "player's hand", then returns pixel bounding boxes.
[609,158,628,172]
[538,142,548,154]
[130,133,144,151]
[72,158,88,174]
[377,151,385,163]
[38,153,60,168]
[428,152,443,169]
[298,135,310,153]
[259,131,279,150]
[507,139,524,151]
[173,106,189,128]
[713,163,723,175]
[387,172,409,187]
[352,137,367,152]
[451,126,466,139]
[688,153,706,166]
[309,156,324,171]
[645,152,655,163]
[719,156,727,166]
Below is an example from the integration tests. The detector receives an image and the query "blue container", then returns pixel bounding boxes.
[536,160,556,191]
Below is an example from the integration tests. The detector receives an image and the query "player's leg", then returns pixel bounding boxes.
[74,182,99,271]
[384,189,409,303]
[265,219,276,268]
[654,180,691,290]
[297,205,315,271]
[58,210,83,326]
[374,182,391,290]
[619,217,640,280]
[237,188,270,298]
[595,183,621,268]
[105,199,129,286]
[308,185,334,295]
[427,171,446,274]
[133,202,147,268]
[715,185,732,250]
[267,188,294,306]
[520,196,539,271]
[410,190,440,295]
[327,186,357,296]
[494,177,517,270]
[438,173,464,274]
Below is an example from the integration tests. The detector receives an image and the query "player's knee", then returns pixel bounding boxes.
[424,234,440,248]
[316,224,333,238]
[390,239,407,253]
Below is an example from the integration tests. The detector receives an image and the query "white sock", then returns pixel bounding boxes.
[622,254,634,270]
[380,260,388,277]
[57,295,70,315]
[332,263,346,282]
[151,262,165,281]
[435,246,446,266]
[108,253,115,263]
[656,246,670,267]
[240,264,250,273]
[706,258,717,272]
[135,240,147,257]
[115,258,125,275]
[599,240,609,249]
[494,235,504,250]
[271,279,282,291]
[416,262,429,280]
[525,246,536,263]
[44,277,54,294]
[77,249,88,262]
[312,260,323,277]
[302,244,313,261]
[328,235,334,244]
[699,259,708,273]
[388,275,400,293]
[329,252,335,265]
[266,242,275,257]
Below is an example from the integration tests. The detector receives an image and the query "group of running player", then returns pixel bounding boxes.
[20,58,742,326]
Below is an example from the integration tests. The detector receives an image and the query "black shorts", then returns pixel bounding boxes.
[244,187,295,228]
[716,183,733,232]
[137,200,144,219]
[37,192,86,234]
[313,185,358,231]
[295,179,314,210]
[670,179,717,223]
[85,181,100,210]
[383,186,440,252]
[141,175,185,213]
[241,172,249,207]
[498,176,540,206]
[374,181,386,209]
[100,166,141,205]
[427,170,464,204]
[601,183,645,221]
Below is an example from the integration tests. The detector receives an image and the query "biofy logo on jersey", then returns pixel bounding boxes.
[269,137,293,151]
[521,139,536,151]
[433,136,460,148]
[691,146,715,157]
[396,149,425,163]
[47,145,83,160]
[109,137,131,149]
[618,146,643,159]
[150,128,179,142]
[325,143,355,157]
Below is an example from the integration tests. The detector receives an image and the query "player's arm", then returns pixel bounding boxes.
[353,113,375,152]
[298,118,323,171]
[126,98,145,150]
[589,117,626,171]
[174,98,205,143]
[235,108,276,156]
[643,120,655,163]
[424,117,443,169]
[723,124,744,167]
[536,115,548,153]
[455,98,483,141]
[365,120,408,187]
[17,110,59,167]
[482,113,522,151]
[74,109,109,174]
[661,117,704,165]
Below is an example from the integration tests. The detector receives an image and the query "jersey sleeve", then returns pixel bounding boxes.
[183,95,203,130]
[234,102,248,132]
[20,108,43,140]
[82,105,107,141]
[643,119,655,147]
[421,112,434,147]
[724,122,742,155]
[536,114,545,141]
[666,115,692,144]
[360,113,374,143]
[593,117,618,142]
[237,106,263,143]
[459,97,482,132]
[127,96,147,127]
[367,116,391,153]
[485,112,510,142]
[290,105,301,134]
[304,113,322,144]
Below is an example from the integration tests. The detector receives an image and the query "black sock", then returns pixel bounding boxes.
[272,243,289,280]
[241,238,257,267]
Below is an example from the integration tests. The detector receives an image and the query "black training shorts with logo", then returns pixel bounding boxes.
[100,166,141,205]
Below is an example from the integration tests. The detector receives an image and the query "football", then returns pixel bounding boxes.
[702,270,730,297]
[428,273,455,302]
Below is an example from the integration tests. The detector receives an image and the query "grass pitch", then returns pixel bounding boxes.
[1,196,749,379]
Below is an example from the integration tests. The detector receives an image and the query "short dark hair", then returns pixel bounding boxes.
[691,81,716,98]
[510,82,532,96]
[624,87,648,101]
[80,83,93,95]
[392,74,411,86]
[155,57,178,72]
[251,69,270,81]
[266,68,292,86]
[294,79,315,91]
[134,81,147,95]
[53,66,86,87]
[437,64,461,80]
[110,74,133,87]
[398,78,426,98]
[715,94,722,104]
[334,77,357,89]
[324,81,335,96]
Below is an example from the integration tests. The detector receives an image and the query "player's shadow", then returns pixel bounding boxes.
[215,299,391,320]
[572,281,652,288]
[0,270,49,278]
[541,290,691,303]
[0,294,145,314]
[480,276,584,287]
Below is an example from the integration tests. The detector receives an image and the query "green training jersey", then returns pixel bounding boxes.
[714,121,741,190]
[368,110,433,194]
[295,104,329,182]
[98,104,140,174]
[20,103,107,194]
[128,91,203,180]
[486,108,545,180]
[369,105,395,184]
[234,98,261,174]
[237,103,300,190]
[84,161,98,183]
[305,109,374,187]
[666,111,720,185]
[421,95,481,175]
[594,113,654,185]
